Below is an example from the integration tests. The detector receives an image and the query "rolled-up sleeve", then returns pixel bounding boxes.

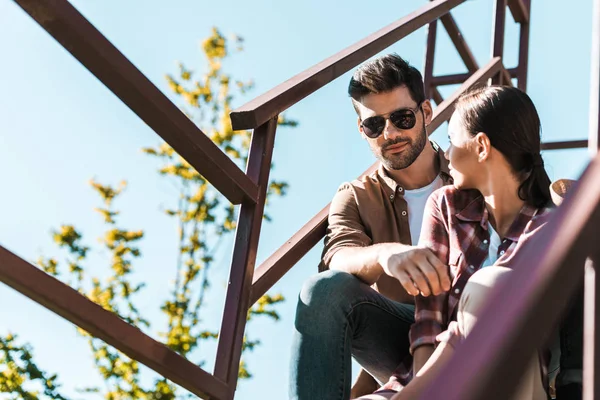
[409,189,450,353]
[320,184,372,270]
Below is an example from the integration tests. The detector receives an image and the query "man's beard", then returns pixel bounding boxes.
[377,121,428,170]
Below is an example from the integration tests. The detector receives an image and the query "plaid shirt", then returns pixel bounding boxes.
[381,186,552,391]
[410,186,551,351]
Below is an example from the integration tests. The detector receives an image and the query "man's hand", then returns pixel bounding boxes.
[378,245,450,296]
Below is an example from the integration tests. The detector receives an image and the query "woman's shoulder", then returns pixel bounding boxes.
[428,185,483,209]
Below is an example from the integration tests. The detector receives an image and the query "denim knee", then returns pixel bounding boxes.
[296,270,365,326]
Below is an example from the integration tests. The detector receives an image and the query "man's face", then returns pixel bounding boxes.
[355,86,432,170]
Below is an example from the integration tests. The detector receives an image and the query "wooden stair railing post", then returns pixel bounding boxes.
[214,117,278,399]
[491,0,507,85]
[515,0,531,90]
[584,0,600,396]
[423,14,438,101]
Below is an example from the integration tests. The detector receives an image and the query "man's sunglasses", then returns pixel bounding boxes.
[360,104,422,139]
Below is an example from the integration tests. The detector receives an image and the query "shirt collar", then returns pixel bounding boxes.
[455,194,488,228]
[456,195,541,241]
[377,141,452,194]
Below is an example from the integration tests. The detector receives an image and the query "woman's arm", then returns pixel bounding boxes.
[410,191,452,368]
[391,342,456,400]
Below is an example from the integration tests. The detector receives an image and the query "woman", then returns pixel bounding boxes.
[357,85,555,400]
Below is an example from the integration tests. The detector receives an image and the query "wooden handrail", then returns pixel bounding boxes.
[0,246,228,399]
[229,0,467,131]
[248,58,504,306]
[13,0,258,205]
[421,153,600,399]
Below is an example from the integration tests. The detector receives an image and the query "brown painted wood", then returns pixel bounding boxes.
[421,153,600,400]
[0,246,228,399]
[440,13,479,72]
[541,139,588,150]
[432,87,445,106]
[250,205,328,306]
[13,0,258,205]
[515,0,531,90]
[491,0,507,85]
[508,0,529,23]
[423,17,438,99]
[428,58,503,133]
[230,0,467,131]
[213,118,278,397]
[432,72,473,86]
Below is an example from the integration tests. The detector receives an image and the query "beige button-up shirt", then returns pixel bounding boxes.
[320,141,452,303]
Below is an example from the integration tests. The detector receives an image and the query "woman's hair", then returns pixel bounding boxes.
[454,85,551,208]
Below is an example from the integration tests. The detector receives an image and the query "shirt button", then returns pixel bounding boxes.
[398,187,404,192]
[390,194,394,200]
[402,211,407,216]
[500,250,505,255]
[454,288,461,294]
[483,239,489,244]
[469,265,475,270]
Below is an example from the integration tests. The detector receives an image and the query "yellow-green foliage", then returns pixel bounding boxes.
[2,27,295,399]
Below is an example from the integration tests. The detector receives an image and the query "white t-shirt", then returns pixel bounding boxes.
[403,175,445,245]
[481,222,503,268]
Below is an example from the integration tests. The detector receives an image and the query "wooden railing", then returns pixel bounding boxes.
[2,0,597,398]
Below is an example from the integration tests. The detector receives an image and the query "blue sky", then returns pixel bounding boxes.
[0,0,595,398]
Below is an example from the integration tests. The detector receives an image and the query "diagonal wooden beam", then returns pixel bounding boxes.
[0,246,228,399]
[230,0,467,131]
[428,57,502,132]
[13,0,258,205]
[440,13,479,72]
[508,0,529,23]
[432,87,445,106]
[250,205,328,306]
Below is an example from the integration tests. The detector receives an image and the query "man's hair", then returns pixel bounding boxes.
[348,54,426,115]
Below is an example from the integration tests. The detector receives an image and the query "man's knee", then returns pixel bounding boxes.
[295,269,367,331]
[298,269,365,309]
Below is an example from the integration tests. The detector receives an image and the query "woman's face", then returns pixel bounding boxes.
[445,111,483,190]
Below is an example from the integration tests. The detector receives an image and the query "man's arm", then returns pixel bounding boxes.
[330,244,450,296]
[324,185,450,295]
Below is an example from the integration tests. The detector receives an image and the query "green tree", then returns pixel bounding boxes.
[0,27,295,399]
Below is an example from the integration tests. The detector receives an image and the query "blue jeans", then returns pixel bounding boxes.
[289,270,414,400]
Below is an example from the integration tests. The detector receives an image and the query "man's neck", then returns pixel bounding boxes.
[385,143,439,190]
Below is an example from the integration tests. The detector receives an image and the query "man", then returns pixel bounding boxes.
[289,54,452,400]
